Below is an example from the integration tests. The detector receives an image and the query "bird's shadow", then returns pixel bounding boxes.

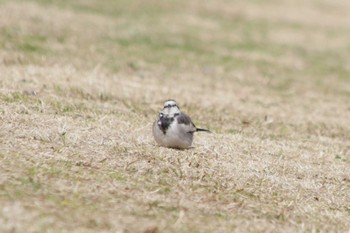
[156,145,195,151]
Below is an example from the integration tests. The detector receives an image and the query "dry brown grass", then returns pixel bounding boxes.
[1,0,350,232]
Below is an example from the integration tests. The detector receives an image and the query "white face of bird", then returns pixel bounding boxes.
[160,99,181,117]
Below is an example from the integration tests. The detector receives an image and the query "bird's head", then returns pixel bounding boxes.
[160,99,181,117]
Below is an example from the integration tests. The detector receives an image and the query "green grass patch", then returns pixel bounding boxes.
[0,27,48,54]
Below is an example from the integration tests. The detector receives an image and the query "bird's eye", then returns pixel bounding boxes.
[159,113,164,118]
[174,113,180,117]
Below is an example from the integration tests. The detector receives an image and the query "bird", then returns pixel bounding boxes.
[152,99,210,149]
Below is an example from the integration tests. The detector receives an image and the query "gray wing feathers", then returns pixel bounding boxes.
[176,114,192,125]
[177,113,210,133]
[177,114,197,133]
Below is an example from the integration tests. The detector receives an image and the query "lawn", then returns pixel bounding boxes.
[0,0,350,232]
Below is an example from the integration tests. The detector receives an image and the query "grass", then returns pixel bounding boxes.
[1,0,350,232]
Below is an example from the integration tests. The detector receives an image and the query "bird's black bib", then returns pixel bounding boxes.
[158,116,174,135]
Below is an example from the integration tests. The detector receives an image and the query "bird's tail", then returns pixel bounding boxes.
[196,128,211,133]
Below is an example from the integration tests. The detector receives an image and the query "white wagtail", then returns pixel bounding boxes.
[152,99,210,149]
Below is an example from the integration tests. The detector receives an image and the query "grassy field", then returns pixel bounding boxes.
[1,0,350,232]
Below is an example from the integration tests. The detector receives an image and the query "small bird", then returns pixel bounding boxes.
[152,99,210,149]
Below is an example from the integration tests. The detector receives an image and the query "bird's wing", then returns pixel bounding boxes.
[176,113,197,133]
